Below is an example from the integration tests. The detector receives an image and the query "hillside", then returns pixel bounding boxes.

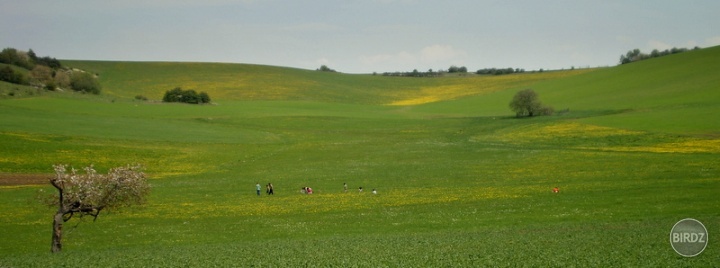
[63,60,593,105]
[414,45,720,134]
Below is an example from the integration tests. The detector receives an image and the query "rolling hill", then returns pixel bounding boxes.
[0,46,718,266]
[62,60,594,105]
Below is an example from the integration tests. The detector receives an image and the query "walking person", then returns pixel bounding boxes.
[343,182,348,193]
[268,183,274,195]
[256,183,261,196]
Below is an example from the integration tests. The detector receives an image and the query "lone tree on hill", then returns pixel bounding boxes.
[317,65,337,72]
[509,89,554,117]
[44,164,150,253]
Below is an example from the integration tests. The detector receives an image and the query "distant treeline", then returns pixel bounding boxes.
[378,69,444,77]
[0,47,101,94]
[475,67,526,75]
[377,65,527,77]
[619,46,700,64]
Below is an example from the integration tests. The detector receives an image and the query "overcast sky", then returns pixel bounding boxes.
[1,0,719,73]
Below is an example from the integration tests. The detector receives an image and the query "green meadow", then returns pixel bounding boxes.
[1,47,719,266]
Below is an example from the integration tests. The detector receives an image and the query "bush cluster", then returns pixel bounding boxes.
[0,47,102,94]
[0,48,61,70]
[69,72,102,94]
[0,66,28,84]
[162,87,211,104]
[316,65,337,72]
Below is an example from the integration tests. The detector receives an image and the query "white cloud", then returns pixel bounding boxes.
[105,0,257,9]
[615,35,634,44]
[315,58,331,66]
[372,0,418,4]
[647,40,673,51]
[647,39,709,51]
[419,45,466,63]
[704,36,720,47]
[359,51,414,66]
[359,45,466,70]
[282,23,342,32]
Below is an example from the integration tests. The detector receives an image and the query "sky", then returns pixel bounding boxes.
[1,0,719,74]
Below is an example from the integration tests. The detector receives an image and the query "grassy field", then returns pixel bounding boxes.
[0,47,719,266]
[62,60,593,105]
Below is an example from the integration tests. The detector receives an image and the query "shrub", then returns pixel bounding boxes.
[35,56,62,69]
[538,106,554,116]
[30,65,54,85]
[54,70,71,89]
[509,89,554,117]
[0,48,34,69]
[45,80,57,91]
[199,92,211,103]
[162,87,211,104]
[70,72,102,94]
[317,65,336,72]
[0,66,28,85]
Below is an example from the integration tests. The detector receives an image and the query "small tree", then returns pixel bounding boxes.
[46,164,150,253]
[509,89,553,117]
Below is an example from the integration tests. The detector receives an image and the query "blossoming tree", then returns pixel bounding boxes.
[46,164,150,253]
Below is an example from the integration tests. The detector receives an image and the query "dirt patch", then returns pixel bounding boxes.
[0,173,51,186]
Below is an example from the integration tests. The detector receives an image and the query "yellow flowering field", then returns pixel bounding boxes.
[591,138,720,153]
[0,131,210,179]
[488,121,720,154]
[124,186,525,220]
[388,69,595,106]
[493,122,644,143]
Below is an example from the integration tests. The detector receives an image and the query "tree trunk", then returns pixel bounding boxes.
[51,211,63,253]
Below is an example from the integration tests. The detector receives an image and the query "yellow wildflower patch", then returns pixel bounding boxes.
[387,69,596,106]
[493,122,720,154]
[124,186,525,220]
[495,122,643,143]
[389,84,480,106]
[595,138,720,153]
[0,132,53,143]
[535,122,643,137]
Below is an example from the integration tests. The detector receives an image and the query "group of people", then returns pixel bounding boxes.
[346,183,377,194]
[256,183,274,196]
[255,182,377,196]
[300,186,313,194]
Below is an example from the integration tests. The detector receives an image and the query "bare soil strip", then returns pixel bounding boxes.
[0,174,50,186]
